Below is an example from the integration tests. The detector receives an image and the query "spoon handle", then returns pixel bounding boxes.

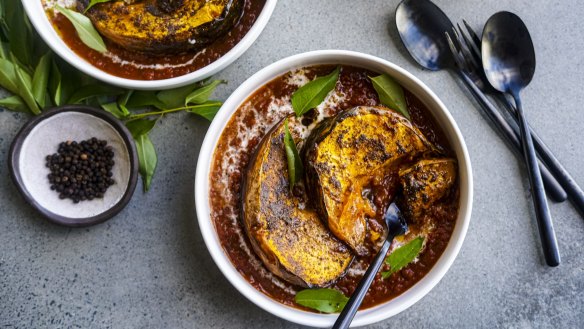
[514,96,561,266]
[457,72,567,202]
[332,236,393,329]
[496,94,584,217]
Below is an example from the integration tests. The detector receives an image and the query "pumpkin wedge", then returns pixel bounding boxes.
[398,158,457,222]
[303,106,432,255]
[78,0,243,53]
[242,117,353,288]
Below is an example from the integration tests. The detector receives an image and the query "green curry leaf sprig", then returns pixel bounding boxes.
[0,0,225,192]
[103,80,225,191]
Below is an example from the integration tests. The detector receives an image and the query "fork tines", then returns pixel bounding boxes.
[447,22,493,93]
[456,23,481,69]
[445,31,466,71]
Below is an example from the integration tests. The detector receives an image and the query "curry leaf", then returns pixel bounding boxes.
[134,133,157,192]
[185,80,225,105]
[85,0,115,13]
[382,236,424,278]
[55,5,107,53]
[32,52,51,108]
[157,84,198,109]
[118,90,133,107]
[370,74,410,119]
[67,84,123,104]
[186,101,222,121]
[48,60,63,106]
[117,90,133,117]
[295,288,349,313]
[0,95,28,112]
[283,118,304,189]
[126,90,166,110]
[43,93,53,109]
[11,55,40,115]
[100,102,126,119]
[59,63,84,106]
[0,42,9,59]
[86,94,109,107]
[291,66,339,116]
[0,58,18,94]
[6,2,32,68]
[0,1,7,42]
[126,119,157,139]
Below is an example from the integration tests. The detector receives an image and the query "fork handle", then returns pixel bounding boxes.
[513,95,560,267]
[456,71,567,202]
[332,235,394,329]
[496,94,584,218]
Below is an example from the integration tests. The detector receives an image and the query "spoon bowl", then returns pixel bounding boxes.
[395,0,455,71]
[482,12,536,96]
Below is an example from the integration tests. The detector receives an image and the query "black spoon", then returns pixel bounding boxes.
[332,202,408,329]
[482,12,560,266]
[394,0,567,203]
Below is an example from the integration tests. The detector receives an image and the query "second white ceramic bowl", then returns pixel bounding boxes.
[195,50,473,327]
[22,0,278,90]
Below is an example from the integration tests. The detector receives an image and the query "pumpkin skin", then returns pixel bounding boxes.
[242,116,353,288]
[78,0,243,54]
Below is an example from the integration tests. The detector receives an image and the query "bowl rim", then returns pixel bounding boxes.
[22,0,278,90]
[8,105,139,227]
[194,50,473,327]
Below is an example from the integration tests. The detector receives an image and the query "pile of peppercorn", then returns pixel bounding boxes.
[46,138,115,203]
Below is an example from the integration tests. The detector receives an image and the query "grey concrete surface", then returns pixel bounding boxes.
[1,0,583,328]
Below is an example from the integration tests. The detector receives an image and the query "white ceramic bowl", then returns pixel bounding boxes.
[195,50,473,327]
[22,0,278,90]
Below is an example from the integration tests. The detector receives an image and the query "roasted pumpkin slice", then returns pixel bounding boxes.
[78,0,243,53]
[304,106,431,255]
[398,158,457,222]
[242,117,353,288]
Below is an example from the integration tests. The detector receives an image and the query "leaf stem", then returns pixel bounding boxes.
[125,106,191,121]
[125,102,222,122]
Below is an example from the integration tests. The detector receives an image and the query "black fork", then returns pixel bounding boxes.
[454,21,584,218]
[446,30,567,203]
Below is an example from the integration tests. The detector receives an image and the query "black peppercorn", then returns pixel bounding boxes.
[46,138,115,203]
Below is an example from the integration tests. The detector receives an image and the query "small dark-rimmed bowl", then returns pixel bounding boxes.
[8,105,139,227]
